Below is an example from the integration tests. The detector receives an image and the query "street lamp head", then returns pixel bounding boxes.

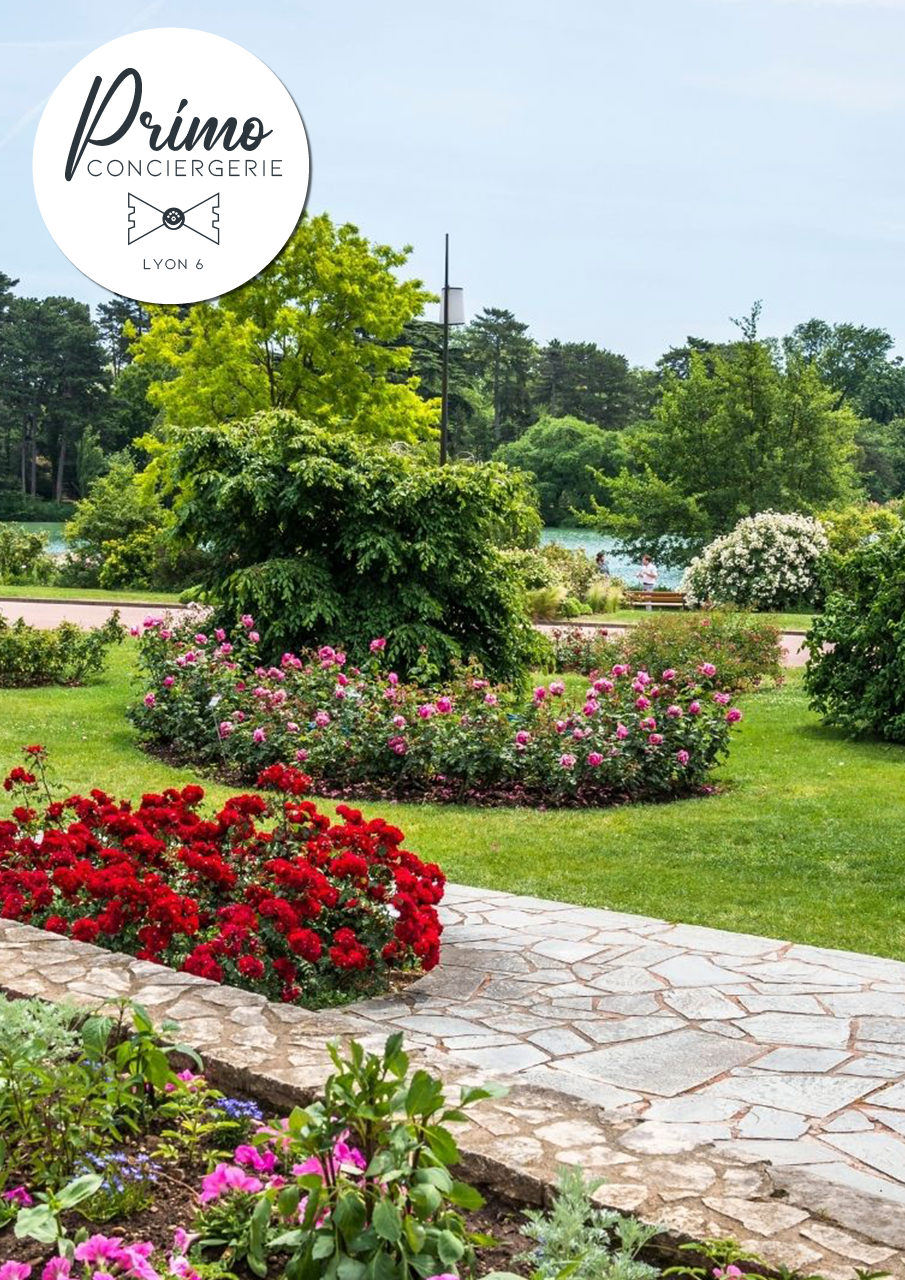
[439,286,465,325]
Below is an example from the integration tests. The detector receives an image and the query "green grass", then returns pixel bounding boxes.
[0,584,184,604]
[581,609,815,631]
[1,647,903,960]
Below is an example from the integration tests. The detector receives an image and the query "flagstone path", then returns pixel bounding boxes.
[349,885,905,1208]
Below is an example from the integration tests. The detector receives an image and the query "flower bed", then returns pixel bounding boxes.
[127,614,744,807]
[0,748,443,1006]
[547,611,783,692]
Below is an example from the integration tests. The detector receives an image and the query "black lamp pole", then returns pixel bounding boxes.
[440,232,450,465]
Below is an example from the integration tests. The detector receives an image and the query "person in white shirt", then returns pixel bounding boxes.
[639,554,658,608]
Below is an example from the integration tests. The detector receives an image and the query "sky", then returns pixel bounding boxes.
[3,0,905,365]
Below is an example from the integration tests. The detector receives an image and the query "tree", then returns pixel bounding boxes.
[95,295,150,375]
[787,319,894,403]
[132,214,437,443]
[532,340,642,429]
[160,410,542,680]
[464,307,537,443]
[495,415,628,524]
[590,312,861,564]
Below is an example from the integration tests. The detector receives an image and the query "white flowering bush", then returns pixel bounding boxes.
[681,511,829,611]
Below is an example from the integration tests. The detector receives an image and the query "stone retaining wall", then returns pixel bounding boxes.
[1,918,902,1279]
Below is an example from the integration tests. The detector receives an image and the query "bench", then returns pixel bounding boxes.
[626,590,686,610]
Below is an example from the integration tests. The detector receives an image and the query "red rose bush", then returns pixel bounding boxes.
[128,611,744,806]
[0,748,444,1006]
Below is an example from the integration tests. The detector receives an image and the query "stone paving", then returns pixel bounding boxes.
[3,889,905,1275]
[351,886,905,1203]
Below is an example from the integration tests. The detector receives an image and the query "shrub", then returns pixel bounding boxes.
[682,511,829,610]
[0,613,123,686]
[546,612,782,693]
[0,746,444,1005]
[526,584,567,621]
[586,577,625,613]
[158,410,543,681]
[127,611,743,806]
[818,500,903,594]
[805,527,905,740]
[538,542,599,598]
[0,524,57,585]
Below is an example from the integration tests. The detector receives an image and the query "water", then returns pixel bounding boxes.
[3,521,68,555]
[539,528,683,589]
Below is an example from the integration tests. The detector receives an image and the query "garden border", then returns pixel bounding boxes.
[1,917,902,1277]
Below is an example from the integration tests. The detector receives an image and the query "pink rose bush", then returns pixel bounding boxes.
[129,613,744,806]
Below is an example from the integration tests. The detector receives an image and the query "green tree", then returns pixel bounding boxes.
[161,410,542,680]
[133,214,437,443]
[464,307,537,443]
[495,415,628,524]
[95,295,150,375]
[590,310,861,564]
[532,340,641,429]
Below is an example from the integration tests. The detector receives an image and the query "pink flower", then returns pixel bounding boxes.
[295,749,309,762]
[218,642,233,656]
[194,633,208,645]
[388,736,407,756]
[0,1266,31,1280]
[392,715,406,729]
[417,703,436,719]
[334,686,346,700]
[253,727,266,744]
[593,677,614,694]
[676,749,690,766]
[515,730,531,745]
[74,1237,125,1267]
[559,753,576,769]
[142,616,161,629]
[129,626,139,637]
[713,691,731,705]
[241,615,255,629]
[248,631,260,644]
[286,721,299,733]
[42,1260,70,1280]
[215,629,226,642]
[369,637,387,652]
[234,1144,277,1173]
[611,664,629,677]
[616,723,629,739]
[726,708,743,723]
[587,751,603,767]
[143,692,155,708]
[582,702,597,717]
[640,716,656,731]
[219,721,233,738]
[484,693,498,706]
[688,700,701,715]
[648,733,663,746]
[635,695,651,711]
[314,711,331,727]
[436,696,452,713]
[549,680,565,696]
[533,686,547,704]
[162,676,175,688]
[388,672,399,685]
[199,1163,263,1204]
[666,704,682,718]
[3,1186,33,1207]
[698,662,717,678]
[661,668,676,681]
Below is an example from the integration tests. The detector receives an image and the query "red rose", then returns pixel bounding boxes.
[72,917,100,944]
[237,954,265,979]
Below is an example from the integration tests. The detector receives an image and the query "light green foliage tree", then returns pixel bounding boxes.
[132,214,437,443]
[590,307,861,564]
[161,410,542,680]
[495,415,628,524]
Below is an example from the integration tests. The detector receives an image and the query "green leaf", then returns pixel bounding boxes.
[425,1124,459,1167]
[372,1198,402,1243]
[403,1217,425,1254]
[448,1180,484,1211]
[334,1191,366,1242]
[56,1174,103,1209]
[277,1185,301,1217]
[15,1205,59,1244]
[409,1184,442,1217]
[312,1235,336,1261]
[437,1228,466,1266]
[336,1257,366,1280]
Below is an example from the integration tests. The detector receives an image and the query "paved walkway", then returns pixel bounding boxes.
[351,885,905,1208]
[0,598,183,630]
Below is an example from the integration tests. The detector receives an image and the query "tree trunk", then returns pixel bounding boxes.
[55,433,67,502]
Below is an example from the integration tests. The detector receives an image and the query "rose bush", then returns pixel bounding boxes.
[0,748,443,1006]
[127,612,744,806]
[682,511,829,610]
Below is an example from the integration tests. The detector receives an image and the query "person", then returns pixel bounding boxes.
[639,554,658,608]
[595,549,609,578]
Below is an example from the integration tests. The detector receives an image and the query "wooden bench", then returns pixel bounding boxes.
[626,589,686,610]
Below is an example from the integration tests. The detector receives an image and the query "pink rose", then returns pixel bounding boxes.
[587,751,603,767]
[726,708,743,723]
[369,637,387,652]
[676,749,690,765]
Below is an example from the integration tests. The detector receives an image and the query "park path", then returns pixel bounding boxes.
[2,599,811,667]
[351,885,905,1211]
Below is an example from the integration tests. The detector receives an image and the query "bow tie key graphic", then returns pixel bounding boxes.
[127,193,220,245]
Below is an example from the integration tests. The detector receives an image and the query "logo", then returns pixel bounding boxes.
[33,28,310,304]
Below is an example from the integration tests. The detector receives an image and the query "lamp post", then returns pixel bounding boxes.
[438,233,464,464]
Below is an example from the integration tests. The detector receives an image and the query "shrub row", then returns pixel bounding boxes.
[0,613,123,687]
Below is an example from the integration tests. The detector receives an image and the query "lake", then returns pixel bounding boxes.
[539,528,683,589]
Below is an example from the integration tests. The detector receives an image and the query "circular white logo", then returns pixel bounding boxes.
[33,28,310,304]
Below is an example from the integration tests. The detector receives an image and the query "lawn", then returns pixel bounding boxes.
[583,609,815,632]
[0,583,184,604]
[1,645,903,960]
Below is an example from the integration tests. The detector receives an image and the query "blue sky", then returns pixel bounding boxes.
[3,0,905,364]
